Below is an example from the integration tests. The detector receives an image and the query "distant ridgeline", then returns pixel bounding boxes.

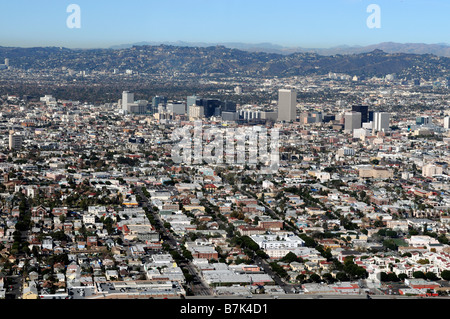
[0,45,449,79]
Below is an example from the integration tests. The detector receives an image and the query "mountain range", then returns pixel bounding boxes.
[110,41,450,58]
[0,44,449,79]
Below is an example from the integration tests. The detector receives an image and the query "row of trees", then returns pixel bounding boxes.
[269,253,368,284]
[231,235,269,259]
[10,193,32,256]
[380,270,450,282]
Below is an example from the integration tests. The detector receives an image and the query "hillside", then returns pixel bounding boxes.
[0,45,449,79]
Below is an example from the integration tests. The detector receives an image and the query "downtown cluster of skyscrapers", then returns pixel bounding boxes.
[119,88,300,124]
[344,105,390,134]
[120,89,389,136]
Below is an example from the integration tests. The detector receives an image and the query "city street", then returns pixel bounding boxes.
[136,186,213,296]
[5,275,22,299]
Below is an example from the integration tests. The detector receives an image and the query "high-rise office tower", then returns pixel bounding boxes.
[200,99,222,118]
[9,132,23,150]
[167,103,186,115]
[122,91,134,112]
[4,58,9,67]
[416,116,431,125]
[344,112,362,133]
[444,116,450,129]
[221,101,236,113]
[373,112,390,132]
[187,95,199,117]
[352,105,369,124]
[189,105,204,119]
[368,111,374,122]
[152,96,167,115]
[323,114,336,123]
[132,100,149,115]
[277,89,297,122]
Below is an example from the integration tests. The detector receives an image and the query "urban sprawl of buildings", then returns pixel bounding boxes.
[1,58,450,300]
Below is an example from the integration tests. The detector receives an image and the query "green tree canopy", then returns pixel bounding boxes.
[413,271,426,279]
[441,270,450,281]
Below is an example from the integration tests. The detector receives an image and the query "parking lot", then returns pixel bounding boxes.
[67,286,96,299]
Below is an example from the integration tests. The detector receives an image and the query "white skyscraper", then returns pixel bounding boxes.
[373,112,390,132]
[122,91,134,112]
[344,112,362,133]
[189,105,204,120]
[277,89,297,122]
[444,116,450,129]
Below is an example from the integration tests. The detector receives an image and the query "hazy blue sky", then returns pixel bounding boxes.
[0,0,448,48]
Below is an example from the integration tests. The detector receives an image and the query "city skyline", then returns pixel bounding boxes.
[0,0,449,49]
